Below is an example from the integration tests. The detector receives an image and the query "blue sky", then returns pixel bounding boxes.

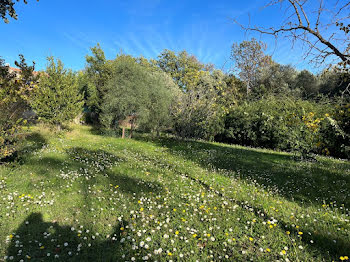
[0,0,334,73]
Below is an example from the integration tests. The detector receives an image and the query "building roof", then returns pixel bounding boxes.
[9,67,40,77]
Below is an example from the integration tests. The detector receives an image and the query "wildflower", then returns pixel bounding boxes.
[298,232,303,235]
[266,248,271,252]
[249,237,253,241]
[286,231,290,235]
[340,256,349,261]
[175,231,179,235]
[280,250,286,255]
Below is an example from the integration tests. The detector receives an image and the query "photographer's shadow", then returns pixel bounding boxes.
[6,213,134,261]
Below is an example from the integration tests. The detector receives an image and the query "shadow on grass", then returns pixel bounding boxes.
[134,135,350,208]
[65,147,163,196]
[25,144,163,198]
[6,213,138,261]
[132,135,350,260]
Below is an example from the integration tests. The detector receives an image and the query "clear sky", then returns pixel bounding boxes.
[0,0,333,73]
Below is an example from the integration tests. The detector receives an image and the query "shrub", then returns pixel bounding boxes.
[0,56,36,160]
[221,96,337,158]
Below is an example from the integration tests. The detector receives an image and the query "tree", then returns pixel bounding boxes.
[31,57,83,129]
[0,55,36,159]
[157,49,207,91]
[235,0,350,68]
[1,0,38,23]
[101,55,177,137]
[172,70,230,140]
[84,44,114,124]
[294,70,319,98]
[253,62,298,98]
[230,38,271,95]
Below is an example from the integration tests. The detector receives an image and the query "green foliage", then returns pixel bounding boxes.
[157,49,208,91]
[0,55,36,159]
[84,44,114,124]
[252,63,298,98]
[221,96,340,158]
[294,70,319,98]
[318,102,350,158]
[0,0,38,23]
[30,56,83,128]
[101,55,177,135]
[172,70,242,140]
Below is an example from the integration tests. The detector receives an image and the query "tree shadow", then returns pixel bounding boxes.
[132,135,350,260]
[24,145,163,199]
[134,136,350,208]
[65,147,163,197]
[5,213,140,261]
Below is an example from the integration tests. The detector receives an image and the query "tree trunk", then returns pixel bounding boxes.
[129,121,134,138]
[121,127,125,139]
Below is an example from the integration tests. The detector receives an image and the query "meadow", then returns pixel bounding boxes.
[0,125,349,261]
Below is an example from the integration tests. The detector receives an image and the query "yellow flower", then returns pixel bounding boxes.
[207,233,211,237]
[120,227,124,231]
[140,208,144,212]
[173,208,177,212]
[298,231,303,235]
[249,237,253,241]
[286,231,290,235]
[192,234,197,238]
[266,248,271,252]
[281,250,286,255]
[340,256,348,261]
[168,252,172,256]
[40,246,45,249]
[175,231,179,235]
[9,234,13,239]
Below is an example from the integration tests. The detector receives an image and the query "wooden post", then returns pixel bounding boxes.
[122,127,125,138]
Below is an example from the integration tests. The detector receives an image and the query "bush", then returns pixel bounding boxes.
[0,56,36,160]
[220,96,339,158]
[318,103,350,158]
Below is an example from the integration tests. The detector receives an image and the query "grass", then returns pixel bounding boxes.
[0,124,349,261]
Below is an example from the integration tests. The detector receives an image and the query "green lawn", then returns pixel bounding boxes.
[0,125,349,261]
